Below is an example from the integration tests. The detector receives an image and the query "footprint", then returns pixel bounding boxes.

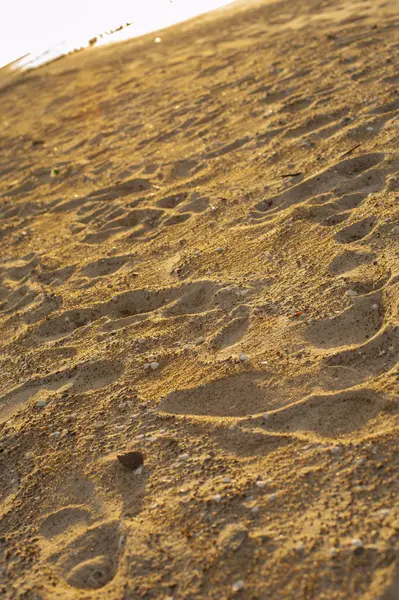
[205,136,250,159]
[156,192,188,209]
[253,153,384,216]
[81,178,153,202]
[333,192,367,212]
[159,374,272,417]
[369,97,399,115]
[323,324,399,387]
[81,255,133,278]
[286,111,345,139]
[40,506,92,540]
[211,316,249,350]
[328,250,375,276]
[251,388,386,438]
[0,359,124,421]
[49,521,121,590]
[334,216,376,243]
[165,281,218,316]
[320,212,350,227]
[163,213,191,226]
[304,293,383,348]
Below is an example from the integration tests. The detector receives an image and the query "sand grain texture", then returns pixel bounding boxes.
[0,0,398,598]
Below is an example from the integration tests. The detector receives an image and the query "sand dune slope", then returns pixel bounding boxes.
[0,0,398,598]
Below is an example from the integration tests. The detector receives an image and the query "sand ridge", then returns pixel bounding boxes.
[0,0,398,598]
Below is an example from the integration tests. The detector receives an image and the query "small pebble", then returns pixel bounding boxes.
[256,481,266,488]
[213,494,222,503]
[251,505,260,514]
[351,538,363,549]
[195,336,205,345]
[180,453,189,461]
[117,451,144,470]
[51,431,61,439]
[216,247,224,253]
[223,476,231,483]
[36,400,46,408]
[150,361,159,370]
[330,547,339,557]
[268,493,277,502]
[347,289,357,297]
[239,353,249,362]
[232,580,245,593]
[296,541,305,553]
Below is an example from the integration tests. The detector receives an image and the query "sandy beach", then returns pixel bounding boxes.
[0,0,398,598]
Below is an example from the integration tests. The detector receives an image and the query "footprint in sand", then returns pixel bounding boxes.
[39,498,122,591]
[328,249,376,276]
[252,152,384,217]
[159,373,274,417]
[81,254,134,278]
[304,291,383,348]
[334,216,376,244]
[246,388,390,439]
[0,358,124,422]
[322,323,399,388]
[38,454,148,590]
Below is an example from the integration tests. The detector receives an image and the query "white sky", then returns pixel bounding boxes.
[0,0,233,68]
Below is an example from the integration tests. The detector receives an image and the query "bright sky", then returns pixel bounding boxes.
[0,0,234,68]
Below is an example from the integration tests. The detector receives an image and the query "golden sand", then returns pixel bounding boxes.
[0,0,398,598]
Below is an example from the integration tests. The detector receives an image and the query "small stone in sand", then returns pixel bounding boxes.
[351,539,364,555]
[117,451,144,470]
[239,353,249,362]
[296,541,305,553]
[256,481,266,488]
[150,361,159,370]
[213,494,222,503]
[216,247,224,253]
[36,400,46,408]
[232,580,245,592]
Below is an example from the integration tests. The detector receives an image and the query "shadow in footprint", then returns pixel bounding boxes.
[304,293,383,348]
[48,521,121,590]
[334,217,376,244]
[328,250,375,276]
[159,373,274,417]
[322,324,399,388]
[253,153,384,216]
[0,359,124,421]
[248,388,386,439]
[81,255,133,278]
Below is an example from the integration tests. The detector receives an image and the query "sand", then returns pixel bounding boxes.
[0,0,398,598]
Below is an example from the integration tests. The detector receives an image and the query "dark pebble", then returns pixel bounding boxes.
[117,451,144,470]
